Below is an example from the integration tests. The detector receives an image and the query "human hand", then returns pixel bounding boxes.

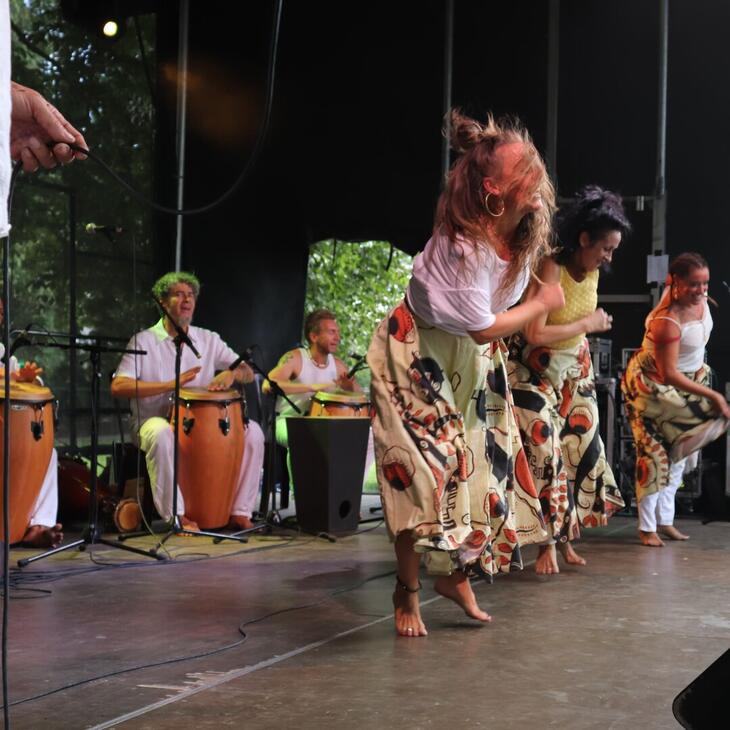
[10,82,88,172]
[585,308,613,333]
[535,281,565,313]
[335,372,356,391]
[177,366,202,388]
[207,370,235,391]
[710,392,730,419]
[15,361,43,383]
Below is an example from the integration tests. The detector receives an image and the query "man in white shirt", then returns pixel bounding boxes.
[111,272,265,531]
[266,308,375,486]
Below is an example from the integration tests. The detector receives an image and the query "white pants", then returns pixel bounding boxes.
[139,417,264,520]
[28,448,59,528]
[275,416,375,486]
[638,458,686,532]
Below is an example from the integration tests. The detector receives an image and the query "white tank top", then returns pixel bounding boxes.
[643,303,712,373]
[277,347,338,417]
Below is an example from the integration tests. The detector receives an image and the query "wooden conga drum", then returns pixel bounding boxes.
[0,382,55,543]
[174,388,245,529]
[308,390,371,418]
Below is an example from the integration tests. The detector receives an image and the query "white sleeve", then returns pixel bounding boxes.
[211,332,239,372]
[114,336,143,379]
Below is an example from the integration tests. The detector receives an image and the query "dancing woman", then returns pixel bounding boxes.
[367,110,564,637]
[621,252,730,546]
[508,186,631,574]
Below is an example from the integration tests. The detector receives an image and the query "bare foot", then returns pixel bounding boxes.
[557,541,587,566]
[658,524,690,541]
[535,544,560,575]
[393,579,428,637]
[180,515,200,532]
[21,523,64,548]
[433,571,491,622]
[638,530,665,547]
[228,515,254,530]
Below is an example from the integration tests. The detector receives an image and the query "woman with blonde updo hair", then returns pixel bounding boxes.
[367,109,564,637]
[622,252,730,547]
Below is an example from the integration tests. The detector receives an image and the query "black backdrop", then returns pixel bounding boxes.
[148,0,730,387]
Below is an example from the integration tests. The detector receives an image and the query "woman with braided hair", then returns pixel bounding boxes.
[367,109,564,637]
[622,252,729,547]
[508,186,631,575]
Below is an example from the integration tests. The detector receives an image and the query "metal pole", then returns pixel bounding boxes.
[174,0,190,270]
[651,0,669,305]
[68,190,77,448]
[441,0,454,181]
[546,0,560,184]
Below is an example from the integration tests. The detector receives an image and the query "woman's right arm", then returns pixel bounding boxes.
[651,319,730,417]
[468,278,565,344]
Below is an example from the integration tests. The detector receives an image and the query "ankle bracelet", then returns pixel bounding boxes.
[395,575,422,593]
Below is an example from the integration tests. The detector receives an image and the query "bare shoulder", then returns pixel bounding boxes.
[539,256,561,283]
[274,348,302,374]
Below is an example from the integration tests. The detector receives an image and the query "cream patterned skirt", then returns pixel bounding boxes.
[367,301,546,577]
[508,336,624,542]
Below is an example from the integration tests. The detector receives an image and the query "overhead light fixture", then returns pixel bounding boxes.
[101,19,120,37]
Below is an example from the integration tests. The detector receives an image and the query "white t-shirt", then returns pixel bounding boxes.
[0,1,12,238]
[406,233,529,335]
[114,319,240,434]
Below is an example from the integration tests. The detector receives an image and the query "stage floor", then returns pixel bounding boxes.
[3,507,730,729]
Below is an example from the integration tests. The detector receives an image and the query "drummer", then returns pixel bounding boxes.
[111,272,265,532]
[0,298,63,547]
[266,308,375,486]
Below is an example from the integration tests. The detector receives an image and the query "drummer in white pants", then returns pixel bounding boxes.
[0,301,63,547]
[111,272,265,532]
[266,308,375,485]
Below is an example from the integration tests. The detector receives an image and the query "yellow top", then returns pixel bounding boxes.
[546,266,598,350]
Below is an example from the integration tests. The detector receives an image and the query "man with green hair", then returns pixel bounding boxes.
[112,271,264,531]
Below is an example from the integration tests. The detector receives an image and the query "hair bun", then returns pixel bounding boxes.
[447,109,499,154]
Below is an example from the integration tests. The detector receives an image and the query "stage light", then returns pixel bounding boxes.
[102,19,119,37]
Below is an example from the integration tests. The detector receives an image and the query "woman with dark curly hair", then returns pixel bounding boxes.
[367,109,564,637]
[508,186,631,575]
[622,253,729,547]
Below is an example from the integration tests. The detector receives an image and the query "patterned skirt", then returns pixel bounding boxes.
[367,301,546,577]
[508,336,624,542]
[621,354,728,502]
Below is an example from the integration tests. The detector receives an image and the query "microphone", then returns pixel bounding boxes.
[8,324,33,359]
[85,223,124,242]
[85,223,124,234]
[228,347,255,371]
[346,352,367,379]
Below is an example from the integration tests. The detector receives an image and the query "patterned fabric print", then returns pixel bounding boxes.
[367,301,546,578]
[508,335,624,541]
[621,355,725,502]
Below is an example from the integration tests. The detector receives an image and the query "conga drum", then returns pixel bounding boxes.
[174,388,245,529]
[0,382,55,543]
[308,391,371,418]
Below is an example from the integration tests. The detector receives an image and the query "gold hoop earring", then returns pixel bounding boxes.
[485,192,505,217]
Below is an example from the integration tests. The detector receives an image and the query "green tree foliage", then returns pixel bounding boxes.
[304,240,412,388]
[6,1,157,444]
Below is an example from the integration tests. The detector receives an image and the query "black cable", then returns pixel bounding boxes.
[60,0,283,219]
[132,15,156,109]
[2,159,24,730]
[2,565,395,710]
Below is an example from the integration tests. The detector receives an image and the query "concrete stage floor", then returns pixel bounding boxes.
[3,509,729,729]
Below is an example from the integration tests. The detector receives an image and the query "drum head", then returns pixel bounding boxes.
[312,390,369,405]
[178,387,242,403]
[114,498,142,533]
[5,382,54,403]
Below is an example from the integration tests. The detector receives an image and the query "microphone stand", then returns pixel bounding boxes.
[149,297,249,554]
[214,353,302,542]
[16,331,163,567]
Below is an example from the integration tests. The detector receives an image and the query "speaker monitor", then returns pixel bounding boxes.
[673,648,730,728]
[286,417,369,535]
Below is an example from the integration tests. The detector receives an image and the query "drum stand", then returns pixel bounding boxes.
[148,298,249,555]
[17,334,163,567]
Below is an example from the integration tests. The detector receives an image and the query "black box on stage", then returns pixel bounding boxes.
[286,417,369,535]
[587,337,612,378]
